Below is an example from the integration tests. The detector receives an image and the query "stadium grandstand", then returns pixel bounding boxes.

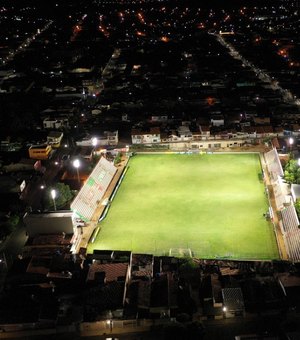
[264,148,284,179]
[264,148,289,209]
[70,157,117,221]
[280,206,300,262]
[265,148,300,262]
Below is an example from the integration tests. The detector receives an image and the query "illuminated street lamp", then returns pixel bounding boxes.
[289,137,294,151]
[92,137,98,147]
[73,159,81,184]
[51,189,57,211]
[298,158,300,166]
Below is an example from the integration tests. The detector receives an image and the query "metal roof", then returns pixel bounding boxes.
[70,157,117,221]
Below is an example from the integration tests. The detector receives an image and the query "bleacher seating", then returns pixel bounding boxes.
[264,148,287,209]
[71,157,117,221]
[281,206,300,262]
[264,148,300,262]
[265,148,284,180]
[273,181,286,209]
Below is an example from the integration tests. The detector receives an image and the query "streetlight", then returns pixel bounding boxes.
[92,137,98,147]
[73,159,81,184]
[289,137,294,152]
[51,189,57,211]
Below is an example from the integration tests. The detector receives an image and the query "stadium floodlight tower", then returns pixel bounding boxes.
[73,159,81,184]
[51,189,57,211]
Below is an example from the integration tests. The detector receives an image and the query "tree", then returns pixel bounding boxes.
[294,199,300,218]
[284,159,300,184]
[179,258,199,280]
[0,214,20,237]
[44,183,74,211]
[114,152,122,165]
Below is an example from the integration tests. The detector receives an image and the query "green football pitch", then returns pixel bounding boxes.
[88,153,279,260]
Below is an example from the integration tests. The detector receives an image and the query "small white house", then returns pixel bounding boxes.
[210,115,225,127]
[43,117,70,129]
[131,127,161,144]
[177,125,193,141]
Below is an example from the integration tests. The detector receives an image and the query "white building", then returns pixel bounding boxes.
[47,131,64,148]
[43,117,70,129]
[151,115,168,122]
[177,125,193,141]
[131,127,161,144]
[210,114,225,127]
[199,125,211,138]
[76,131,118,147]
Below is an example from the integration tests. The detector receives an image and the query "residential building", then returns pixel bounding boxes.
[47,131,64,148]
[131,127,161,144]
[150,115,168,122]
[28,144,52,160]
[43,116,70,129]
[200,125,211,138]
[222,288,245,318]
[210,114,225,127]
[177,125,193,141]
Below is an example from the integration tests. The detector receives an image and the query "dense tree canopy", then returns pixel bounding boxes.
[44,183,74,211]
[284,159,300,184]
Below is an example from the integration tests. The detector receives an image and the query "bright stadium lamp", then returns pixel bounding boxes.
[73,159,81,184]
[51,189,57,211]
[289,137,294,152]
[92,137,98,147]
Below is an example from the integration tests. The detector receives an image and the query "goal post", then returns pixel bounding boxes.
[169,248,192,258]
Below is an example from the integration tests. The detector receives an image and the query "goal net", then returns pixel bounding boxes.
[169,248,192,258]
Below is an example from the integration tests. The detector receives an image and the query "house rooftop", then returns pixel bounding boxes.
[48,131,63,138]
[87,262,128,282]
[222,287,245,311]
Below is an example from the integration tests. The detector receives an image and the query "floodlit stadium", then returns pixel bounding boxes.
[87,153,280,260]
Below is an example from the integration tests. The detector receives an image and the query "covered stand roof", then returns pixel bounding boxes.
[70,157,117,221]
